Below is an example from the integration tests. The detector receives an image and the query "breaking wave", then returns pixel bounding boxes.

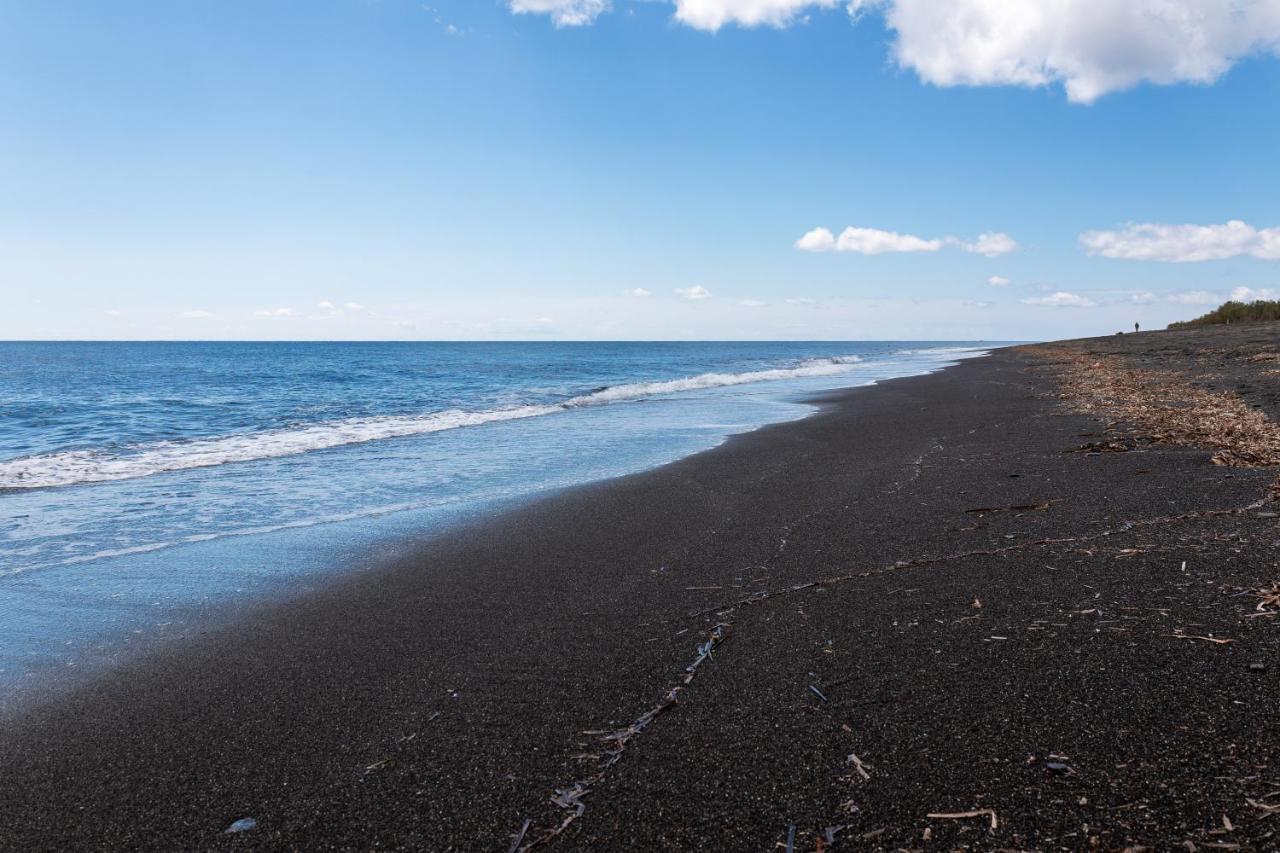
[0,355,868,490]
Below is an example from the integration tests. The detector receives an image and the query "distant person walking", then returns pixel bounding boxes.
[1134,322,1140,332]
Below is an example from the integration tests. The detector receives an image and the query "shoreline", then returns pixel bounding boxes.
[0,346,989,708]
[3,333,1280,849]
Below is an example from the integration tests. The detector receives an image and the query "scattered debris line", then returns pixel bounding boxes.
[927,808,999,831]
[513,622,731,850]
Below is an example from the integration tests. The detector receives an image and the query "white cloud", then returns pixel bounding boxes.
[987,275,1011,287]
[740,298,768,307]
[1022,291,1096,307]
[836,226,943,254]
[254,307,295,317]
[675,285,712,300]
[795,227,836,252]
[345,302,366,311]
[509,0,609,26]
[963,231,1018,257]
[1080,220,1280,262]
[105,309,123,317]
[796,225,942,254]
[798,225,1017,256]
[673,0,840,30]
[317,300,337,310]
[510,2,1280,103]
[1167,290,1221,305]
[853,0,1280,103]
[785,297,818,305]
[1231,286,1280,302]
[179,309,212,319]
[624,287,652,297]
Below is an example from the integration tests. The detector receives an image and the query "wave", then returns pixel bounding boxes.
[0,355,868,490]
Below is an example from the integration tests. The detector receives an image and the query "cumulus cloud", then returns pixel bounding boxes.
[797,225,1016,256]
[987,275,1011,287]
[345,302,366,311]
[1022,291,1096,307]
[1080,220,1280,262]
[795,227,836,252]
[105,309,124,317]
[673,0,840,30]
[852,0,1280,103]
[624,288,652,297]
[740,298,768,307]
[317,300,337,311]
[675,285,712,300]
[1231,286,1280,302]
[796,225,942,254]
[963,232,1018,257]
[509,0,609,26]
[511,2,1280,103]
[254,307,295,317]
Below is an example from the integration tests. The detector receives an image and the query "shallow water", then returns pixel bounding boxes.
[0,341,996,700]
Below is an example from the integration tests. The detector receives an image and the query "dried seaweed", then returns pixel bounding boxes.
[1030,348,1280,468]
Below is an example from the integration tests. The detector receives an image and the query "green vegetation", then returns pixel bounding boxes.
[1168,300,1280,329]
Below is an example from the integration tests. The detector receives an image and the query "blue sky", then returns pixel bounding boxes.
[3,0,1279,340]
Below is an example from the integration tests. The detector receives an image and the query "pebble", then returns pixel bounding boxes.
[225,818,257,834]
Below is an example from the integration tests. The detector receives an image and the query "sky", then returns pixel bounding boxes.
[3,0,1279,341]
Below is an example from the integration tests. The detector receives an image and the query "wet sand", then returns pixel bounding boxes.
[3,328,1280,850]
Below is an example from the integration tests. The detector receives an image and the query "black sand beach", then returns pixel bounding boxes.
[4,327,1280,850]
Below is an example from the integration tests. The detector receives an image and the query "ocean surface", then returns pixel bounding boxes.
[0,341,994,701]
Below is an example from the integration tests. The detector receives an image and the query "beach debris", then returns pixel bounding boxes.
[1247,798,1280,817]
[823,825,846,843]
[549,784,588,817]
[809,684,828,702]
[782,823,796,852]
[514,621,732,850]
[927,808,999,831]
[1044,761,1072,775]
[964,500,1057,514]
[224,818,257,834]
[1253,582,1280,613]
[508,818,532,853]
[1032,347,1280,468]
[847,752,871,781]
[1171,630,1235,645]
[1249,662,1267,672]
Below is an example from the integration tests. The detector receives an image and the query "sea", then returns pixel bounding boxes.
[0,340,995,702]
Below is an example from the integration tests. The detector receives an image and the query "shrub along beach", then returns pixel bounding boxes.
[3,325,1280,850]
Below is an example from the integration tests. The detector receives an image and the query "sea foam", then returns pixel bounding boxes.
[0,355,867,490]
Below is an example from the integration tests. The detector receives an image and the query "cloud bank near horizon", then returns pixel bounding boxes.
[510,1,1280,102]
[1081,220,1280,262]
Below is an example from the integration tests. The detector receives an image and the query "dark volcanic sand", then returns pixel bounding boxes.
[3,328,1280,851]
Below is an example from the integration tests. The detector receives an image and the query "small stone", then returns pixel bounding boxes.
[1249,662,1267,672]
[1045,761,1071,774]
[225,818,257,834]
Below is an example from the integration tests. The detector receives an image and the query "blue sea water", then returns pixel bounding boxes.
[0,341,994,701]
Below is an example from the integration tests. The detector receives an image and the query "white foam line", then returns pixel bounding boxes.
[0,355,877,490]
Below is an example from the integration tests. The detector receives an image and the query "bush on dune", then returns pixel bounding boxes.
[1168,300,1280,329]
